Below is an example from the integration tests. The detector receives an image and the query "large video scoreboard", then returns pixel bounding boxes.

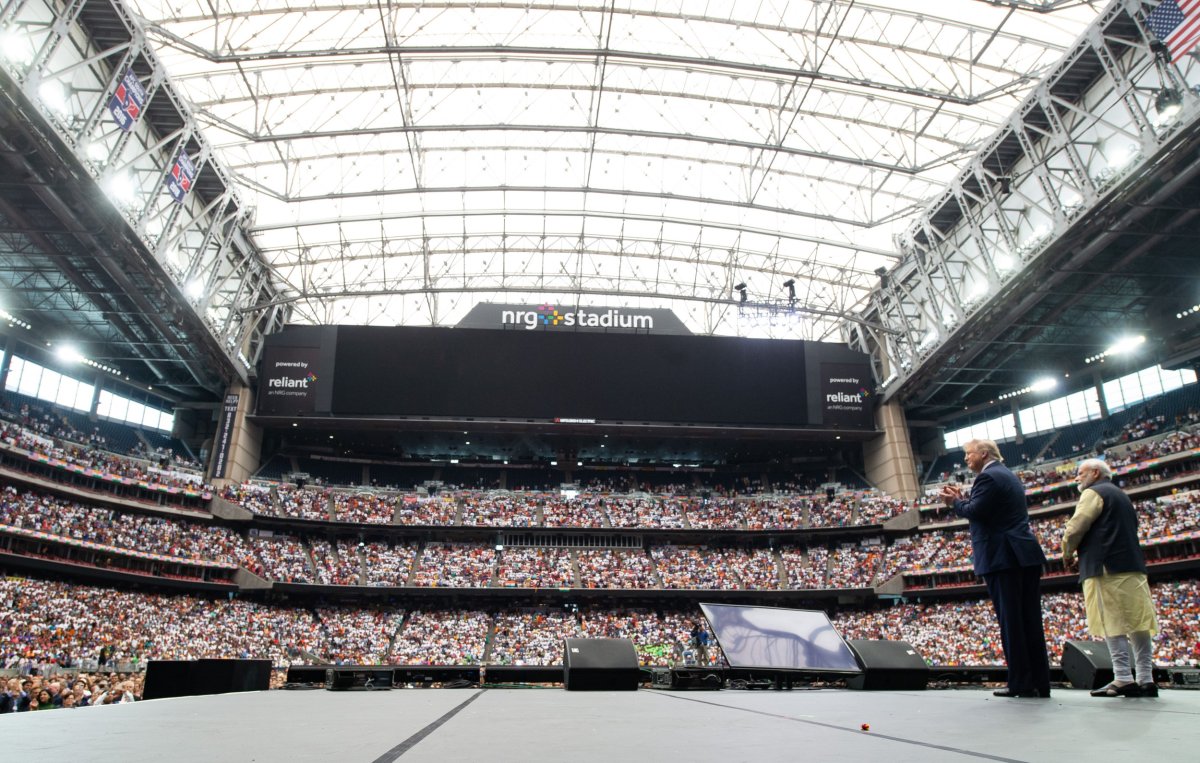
[257,325,875,430]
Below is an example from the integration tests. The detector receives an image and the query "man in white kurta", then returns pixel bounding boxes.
[1062,458,1158,697]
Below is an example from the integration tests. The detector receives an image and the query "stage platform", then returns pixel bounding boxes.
[3,685,1197,761]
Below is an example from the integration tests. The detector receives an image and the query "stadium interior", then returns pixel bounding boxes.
[2,0,1200,759]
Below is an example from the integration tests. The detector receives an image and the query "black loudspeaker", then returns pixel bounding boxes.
[563,638,640,691]
[845,640,929,691]
[143,659,271,700]
[326,667,394,691]
[1061,640,1113,690]
[142,660,193,700]
[286,665,330,685]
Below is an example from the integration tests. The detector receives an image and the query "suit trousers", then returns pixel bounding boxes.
[983,564,1051,693]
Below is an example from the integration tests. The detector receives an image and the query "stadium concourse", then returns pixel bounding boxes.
[5,0,1200,759]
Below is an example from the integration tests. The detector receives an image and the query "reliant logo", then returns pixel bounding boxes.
[826,392,864,404]
[268,376,314,389]
[500,304,655,331]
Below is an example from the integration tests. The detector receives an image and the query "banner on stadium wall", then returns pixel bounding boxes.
[820,362,875,429]
[211,392,241,480]
[457,302,693,335]
[108,69,145,132]
[258,345,323,415]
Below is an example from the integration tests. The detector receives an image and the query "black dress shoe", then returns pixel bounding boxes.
[1137,683,1159,698]
[993,688,1048,698]
[1090,682,1141,698]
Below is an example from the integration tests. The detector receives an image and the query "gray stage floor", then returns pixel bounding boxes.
[3,686,1198,762]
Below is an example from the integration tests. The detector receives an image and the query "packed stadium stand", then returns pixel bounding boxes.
[4,2,1200,760]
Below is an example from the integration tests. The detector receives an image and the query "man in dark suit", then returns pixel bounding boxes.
[940,438,1051,698]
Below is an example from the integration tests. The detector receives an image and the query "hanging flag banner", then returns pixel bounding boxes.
[108,69,146,131]
[166,149,196,204]
[1146,0,1200,63]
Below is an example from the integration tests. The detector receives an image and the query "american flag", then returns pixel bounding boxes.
[1146,0,1200,63]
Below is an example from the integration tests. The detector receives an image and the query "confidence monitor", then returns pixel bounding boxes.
[699,603,861,674]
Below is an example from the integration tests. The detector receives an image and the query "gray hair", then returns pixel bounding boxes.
[1077,458,1112,478]
[963,438,1002,463]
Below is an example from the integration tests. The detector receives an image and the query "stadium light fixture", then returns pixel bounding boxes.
[55,344,85,364]
[999,375,1060,401]
[1086,334,1145,364]
[0,29,34,66]
[184,280,204,300]
[1155,88,1183,123]
[0,307,31,330]
[85,140,108,164]
[1177,303,1200,319]
[734,283,747,303]
[1102,140,1137,172]
[993,251,1014,273]
[1030,377,1058,393]
[105,172,139,206]
[38,80,71,117]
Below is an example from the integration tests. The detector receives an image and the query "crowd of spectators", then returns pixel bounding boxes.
[220,482,273,514]
[0,420,212,496]
[684,498,746,530]
[490,611,579,665]
[495,547,575,588]
[390,609,489,664]
[542,495,607,528]
[394,496,459,525]
[332,492,396,524]
[782,546,828,589]
[270,485,331,521]
[604,496,688,529]
[808,498,854,528]
[1139,493,1200,541]
[130,442,203,474]
[410,543,495,588]
[312,605,403,664]
[742,497,805,530]
[718,548,781,589]
[0,485,251,567]
[651,546,740,589]
[575,549,659,589]
[460,494,538,527]
[836,579,1200,666]
[361,541,416,586]
[309,540,363,586]
[247,535,314,583]
[825,544,884,588]
[2,575,1196,683]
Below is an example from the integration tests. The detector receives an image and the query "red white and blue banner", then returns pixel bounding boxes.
[165,148,196,203]
[107,69,145,131]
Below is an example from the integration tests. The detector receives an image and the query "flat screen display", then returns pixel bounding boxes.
[699,603,861,672]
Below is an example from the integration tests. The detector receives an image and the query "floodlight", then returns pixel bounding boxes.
[184,280,204,300]
[1155,88,1183,122]
[0,30,34,66]
[38,80,70,117]
[1108,335,1145,355]
[1030,377,1058,393]
[55,345,85,364]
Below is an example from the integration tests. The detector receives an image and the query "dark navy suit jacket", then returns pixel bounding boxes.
[952,461,1046,576]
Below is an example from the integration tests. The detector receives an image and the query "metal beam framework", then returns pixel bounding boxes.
[1,0,287,394]
[845,0,1200,407]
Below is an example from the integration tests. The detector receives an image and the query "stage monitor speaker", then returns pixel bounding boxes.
[1061,640,1113,690]
[326,667,394,691]
[142,660,193,700]
[846,640,929,691]
[563,638,639,691]
[286,665,330,685]
[143,659,271,700]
